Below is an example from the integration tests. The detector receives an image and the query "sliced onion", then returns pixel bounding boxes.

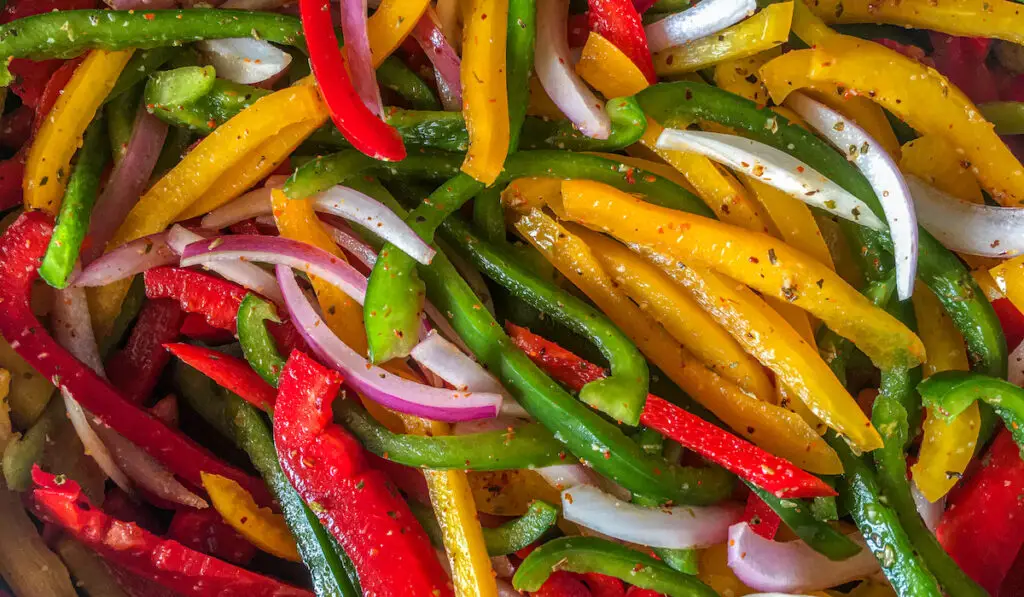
[73,232,177,287]
[562,484,743,549]
[534,464,596,492]
[645,0,757,53]
[277,265,502,421]
[536,0,610,139]
[656,129,885,231]
[911,480,944,533]
[1009,339,1023,388]
[201,187,273,230]
[728,522,879,593]
[197,39,292,85]
[787,93,918,300]
[906,176,1024,259]
[497,580,522,597]
[412,7,462,111]
[314,186,436,265]
[169,226,285,306]
[491,556,515,579]
[411,330,510,396]
[323,219,380,270]
[83,105,168,264]
[62,390,134,494]
[339,0,383,116]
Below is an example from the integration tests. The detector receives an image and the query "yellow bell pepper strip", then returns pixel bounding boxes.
[652,2,794,76]
[579,229,775,400]
[714,48,782,105]
[910,286,980,503]
[991,254,1024,314]
[201,472,301,563]
[24,49,133,215]
[900,135,984,205]
[698,543,757,597]
[558,179,926,373]
[526,76,565,120]
[576,32,650,98]
[759,35,1024,207]
[743,177,836,271]
[511,207,842,473]
[368,0,432,66]
[808,0,1024,46]
[790,0,837,46]
[469,470,563,516]
[460,0,510,185]
[0,368,10,449]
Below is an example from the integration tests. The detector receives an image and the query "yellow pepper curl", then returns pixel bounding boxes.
[991,254,1024,314]
[368,0,432,65]
[201,472,300,562]
[459,0,510,185]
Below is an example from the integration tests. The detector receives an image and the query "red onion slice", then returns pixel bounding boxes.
[412,7,463,112]
[197,39,293,85]
[728,522,878,593]
[411,330,510,397]
[905,176,1024,259]
[84,105,168,264]
[1010,340,1023,388]
[339,0,384,116]
[536,0,610,139]
[277,265,502,421]
[496,580,522,597]
[561,484,743,549]
[656,129,885,231]
[62,390,134,494]
[323,220,381,271]
[645,0,757,52]
[787,93,918,300]
[169,226,284,306]
[201,187,274,230]
[911,481,944,533]
[314,186,436,265]
[73,232,177,287]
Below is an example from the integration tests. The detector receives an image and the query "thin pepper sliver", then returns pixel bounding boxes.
[587,0,657,83]
[459,0,510,184]
[165,344,277,413]
[143,267,250,333]
[201,472,301,563]
[105,299,185,405]
[24,49,132,216]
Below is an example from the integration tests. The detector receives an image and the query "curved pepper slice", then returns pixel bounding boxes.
[165,344,277,413]
[991,254,1024,315]
[587,0,657,83]
[368,0,432,66]
[24,49,133,215]
[31,468,311,597]
[273,350,452,597]
[900,135,983,205]
[202,472,301,563]
[759,35,1024,206]
[919,370,1024,451]
[144,267,251,333]
[0,212,268,502]
[459,0,510,184]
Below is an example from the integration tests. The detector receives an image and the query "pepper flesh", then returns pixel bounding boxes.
[919,370,1024,450]
[991,254,1024,315]
[459,0,510,184]
[165,344,277,413]
[24,49,132,215]
[143,267,251,333]
[105,299,185,405]
[202,472,301,563]
[587,0,657,83]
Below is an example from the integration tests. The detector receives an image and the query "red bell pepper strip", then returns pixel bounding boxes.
[273,350,452,597]
[587,0,657,84]
[103,487,162,534]
[144,267,250,333]
[624,588,662,597]
[0,212,269,504]
[165,343,278,413]
[580,573,626,597]
[31,468,311,597]
[0,158,23,212]
[929,33,999,104]
[937,429,1024,595]
[298,0,406,162]
[8,59,63,109]
[0,0,99,23]
[742,491,782,540]
[992,297,1024,351]
[180,313,238,345]
[535,571,593,597]
[0,104,33,150]
[506,324,835,499]
[149,395,179,428]
[168,508,257,567]
[34,58,83,132]
[106,299,185,404]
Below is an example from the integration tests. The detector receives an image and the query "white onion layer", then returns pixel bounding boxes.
[645,0,757,53]
[197,38,292,84]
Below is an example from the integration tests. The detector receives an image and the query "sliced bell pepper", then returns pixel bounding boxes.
[0,212,268,502]
[937,429,1024,594]
[105,299,185,405]
[587,0,657,83]
[0,368,9,449]
[742,491,782,539]
[24,49,132,216]
[743,177,836,271]
[713,47,781,105]
[507,323,837,498]
[164,344,277,413]
[273,350,452,597]
[368,0,432,68]
[900,135,984,204]
[31,468,310,597]
[180,314,237,345]
[202,472,301,563]
[991,254,1024,315]
[143,267,250,333]
[652,2,793,76]
[993,297,1024,350]
[166,507,256,567]
[920,370,1024,450]
[459,0,510,184]
[760,34,1024,207]
[557,179,926,376]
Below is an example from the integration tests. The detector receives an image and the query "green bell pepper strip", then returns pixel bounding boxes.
[978,102,1024,136]
[635,81,1008,381]
[472,187,507,245]
[106,47,180,105]
[376,56,441,111]
[38,117,109,289]
[506,0,536,151]
[236,293,571,470]
[519,97,648,151]
[98,274,146,358]
[919,371,1024,452]
[512,536,718,597]
[145,66,217,111]
[151,125,193,182]
[746,483,862,561]
[829,432,942,597]
[107,85,142,164]
[439,214,650,426]
[633,426,665,456]
[482,500,559,556]
[0,10,304,61]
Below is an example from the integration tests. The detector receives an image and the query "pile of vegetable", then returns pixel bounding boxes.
[0,0,1023,595]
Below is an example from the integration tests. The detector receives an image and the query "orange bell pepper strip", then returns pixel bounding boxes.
[459,0,509,185]
[759,35,1024,207]
[201,472,300,562]
[900,135,984,205]
[910,286,980,503]
[991,254,1024,314]
[368,0,432,66]
[510,207,842,473]
[24,49,133,215]
[558,179,926,374]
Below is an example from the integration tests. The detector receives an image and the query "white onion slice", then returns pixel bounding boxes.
[197,39,292,85]
[911,480,944,533]
[411,330,510,397]
[562,484,743,549]
[73,232,177,287]
[535,0,610,139]
[645,0,757,52]
[787,93,918,300]
[169,226,284,306]
[1009,340,1024,388]
[656,129,885,231]
[314,186,436,265]
[728,522,878,593]
[201,187,274,230]
[339,0,383,116]
[62,390,133,494]
[905,176,1024,259]
[277,265,503,421]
